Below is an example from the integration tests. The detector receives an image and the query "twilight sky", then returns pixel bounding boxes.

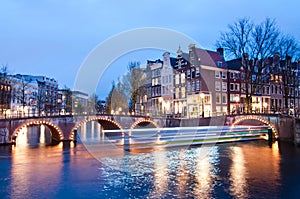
[1,0,299,98]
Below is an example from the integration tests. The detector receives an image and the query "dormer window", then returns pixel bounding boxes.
[217,61,223,68]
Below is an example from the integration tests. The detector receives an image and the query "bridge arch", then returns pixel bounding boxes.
[12,120,64,141]
[231,115,278,138]
[69,116,123,140]
[130,118,160,130]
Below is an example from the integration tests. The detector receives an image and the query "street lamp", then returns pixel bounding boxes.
[200,93,205,118]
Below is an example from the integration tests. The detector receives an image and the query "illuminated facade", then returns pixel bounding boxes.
[9,74,58,117]
[0,74,11,118]
[173,47,188,117]
[145,53,176,117]
[186,44,226,118]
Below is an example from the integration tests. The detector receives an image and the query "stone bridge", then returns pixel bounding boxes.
[0,114,295,144]
[224,114,295,140]
[0,114,161,143]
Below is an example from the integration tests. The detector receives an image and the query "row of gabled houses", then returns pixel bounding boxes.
[135,44,300,118]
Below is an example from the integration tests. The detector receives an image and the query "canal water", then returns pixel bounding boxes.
[1,124,300,199]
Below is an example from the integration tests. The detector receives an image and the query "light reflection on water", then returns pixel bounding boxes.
[0,123,298,198]
[229,146,248,198]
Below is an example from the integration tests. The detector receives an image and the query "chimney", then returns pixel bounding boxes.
[217,47,224,57]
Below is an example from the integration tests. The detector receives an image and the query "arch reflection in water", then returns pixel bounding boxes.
[11,130,66,198]
[77,121,102,142]
[16,125,53,147]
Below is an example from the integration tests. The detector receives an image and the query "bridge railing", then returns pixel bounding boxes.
[0,113,150,121]
[0,112,297,122]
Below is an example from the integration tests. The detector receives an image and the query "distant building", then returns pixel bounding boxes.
[144,52,177,117]
[72,91,88,114]
[57,90,89,115]
[57,89,73,115]
[173,47,189,117]
[160,52,175,116]
[9,74,58,117]
[226,58,242,114]
[186,44,227,117]
[0,73,11,118]
[147,59,163,116]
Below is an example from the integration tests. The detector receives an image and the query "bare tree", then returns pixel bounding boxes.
[122,61,147,112]
[277,34,300,60]
[87,93,101,114]
[12,75,32,117]
[217,18,253,59]
[105,80,128,114]
[105,81,115,114]
[217,18,280,112]
[36,83,46,116]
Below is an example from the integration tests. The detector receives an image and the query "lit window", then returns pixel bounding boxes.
[191,68,195,78]
[181,73,185,84]
[187,70,191,78]
[215,81,221,91]
[216,93,221,104]
[196,67,200,77]
[196,80,200,91]
[222,93,227,104]
[222,82,227,92]
[222,72,227,79]
[230,83,234,91]
[181,87,186,98]
[175,87,180,98]
[235,84,240,91]
[191,80,195,91]
[187,82,191,92]
[175,74,180,85]
[215,71,220,78]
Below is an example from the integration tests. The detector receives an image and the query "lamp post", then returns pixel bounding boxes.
[200,93,205,118]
